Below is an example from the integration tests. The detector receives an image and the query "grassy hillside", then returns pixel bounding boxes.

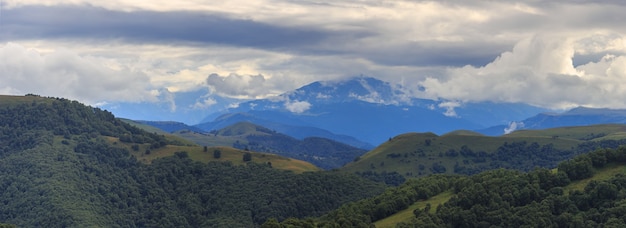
[342,125,626,178]
[0,94,52,106]
[118,120,320,172]
[106,137,320,173]
[374,190,454,228]
[173,122,367,170]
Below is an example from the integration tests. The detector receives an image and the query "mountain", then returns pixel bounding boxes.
[520,106,626,129]
[197,76,548,145]
[0,95,385,227]
[341,124,626,178]
[476,106,626,136]
[197,111,375,149]
[177,121,368,169]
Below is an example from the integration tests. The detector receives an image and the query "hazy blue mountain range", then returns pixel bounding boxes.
[195,77,549,145]
[104,76,626,146]
[478,107,626,135]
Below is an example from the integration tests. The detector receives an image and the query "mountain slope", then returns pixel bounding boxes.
[341,124,626,178]
[0,95,385,227]
[180,121,368,169]
[521,106,626,129]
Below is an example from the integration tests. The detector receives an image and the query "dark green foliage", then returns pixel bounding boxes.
[234,133,367,169]
[404,147,626,227]
[0,97,386,227]
[0,97,171,150]
[274,147,626,227]
[355,171,406,186]
[243,152,252,161]
[271,175,456,226]
[213,149,222,159]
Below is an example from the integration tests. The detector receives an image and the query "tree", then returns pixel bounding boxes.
[243,152,252,162]
[213,149,221,159]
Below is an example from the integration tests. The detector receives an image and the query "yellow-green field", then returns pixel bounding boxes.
[0,95,52,106]
[374,190,454,228]
[104,136,321,173]
[565,163,626,192]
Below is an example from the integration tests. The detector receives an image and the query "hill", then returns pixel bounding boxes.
[0,95,385,227]
[195,111,374,149]
[342,125,626,178]
[270,146,626,227]
[176,121,368,170]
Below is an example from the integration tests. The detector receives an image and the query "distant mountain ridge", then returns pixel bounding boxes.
[478,106,626,135]
[197,76,549,145]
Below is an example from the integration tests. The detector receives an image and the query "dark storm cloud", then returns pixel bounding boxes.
[361,41,508,67]
[0,4,504,68]
[0,5,330,50]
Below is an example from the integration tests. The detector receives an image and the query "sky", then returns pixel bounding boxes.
[1,0,626,111]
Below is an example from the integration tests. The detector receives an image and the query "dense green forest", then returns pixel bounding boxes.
[0,96,385,227]
[268,146,626,227]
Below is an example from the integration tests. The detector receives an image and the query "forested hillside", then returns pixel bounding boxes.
[0,95,385,227]
[343,126,626,179]
[269,146,626,227]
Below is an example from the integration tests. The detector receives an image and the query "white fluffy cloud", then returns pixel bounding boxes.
[0,43,156,105]
[285,100,311,114]
[205,73,271,99]
[418,34,626,109]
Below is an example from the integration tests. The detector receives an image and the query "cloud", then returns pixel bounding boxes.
[284,100,311,114]
[438,101,461,117]
[0,43,156,104]
[504,121,524,134]
[152,88,177,112]
[2,1,626,111]
[205,73,271,99]
[0,5,330,51]
[191,97,217,110]
[418,34,626,109]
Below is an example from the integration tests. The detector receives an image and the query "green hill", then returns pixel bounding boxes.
[0,95,385,227]
[116,120,321,172]
[174,121,368,170]
[342,125,626,178]
[272,146,626,227]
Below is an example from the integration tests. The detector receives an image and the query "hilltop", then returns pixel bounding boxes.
[342,125,626,178]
